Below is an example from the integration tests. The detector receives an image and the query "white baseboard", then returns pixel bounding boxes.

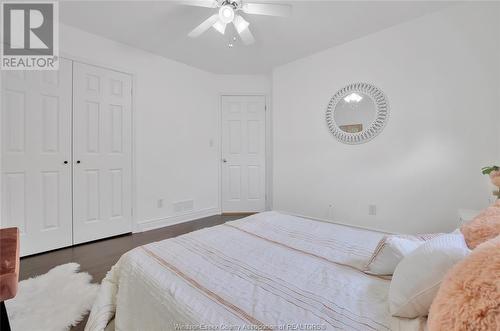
[134,208,398,235]
[274,210,398,235]
[135,207,221,232]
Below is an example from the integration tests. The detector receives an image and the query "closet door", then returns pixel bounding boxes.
[72,62,132,244]
[1,59,73,256]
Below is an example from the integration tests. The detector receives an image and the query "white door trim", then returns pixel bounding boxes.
[218,94,271,213]
[60,52,138,233]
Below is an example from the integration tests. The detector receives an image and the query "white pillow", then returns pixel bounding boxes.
[364,236,423,275]
[388,234,470,318]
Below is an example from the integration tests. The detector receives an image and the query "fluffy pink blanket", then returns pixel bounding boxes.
[428,235,500,331]
[461,200,500,249]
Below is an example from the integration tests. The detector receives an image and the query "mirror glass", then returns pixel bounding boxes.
[334,92,376,133]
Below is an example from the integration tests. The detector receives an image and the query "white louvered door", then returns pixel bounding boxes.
[1,59,73,256]
[72,62,132,244]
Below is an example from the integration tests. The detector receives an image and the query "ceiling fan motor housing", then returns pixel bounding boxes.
[220,0,241,10]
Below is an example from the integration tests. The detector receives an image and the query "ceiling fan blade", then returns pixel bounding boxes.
[175,0,218,8]
[212,19,227,34]
[238,26,255,45]
[188,14,219,38]
[242,3,292,17]
[233,15,249,34]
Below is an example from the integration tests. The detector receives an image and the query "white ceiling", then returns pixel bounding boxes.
[60,1,453,74]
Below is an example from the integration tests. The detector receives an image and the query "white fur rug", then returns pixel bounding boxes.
[6,263,99,331]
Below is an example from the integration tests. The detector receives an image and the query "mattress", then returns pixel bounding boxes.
[85,212,426,331]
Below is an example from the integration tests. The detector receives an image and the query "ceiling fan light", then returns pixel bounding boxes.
[213,20,227,34]
[219,5,235,24]
[233,15,249,34]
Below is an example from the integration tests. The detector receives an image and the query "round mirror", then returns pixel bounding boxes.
[335,92,376,133]
[326,83,389,144]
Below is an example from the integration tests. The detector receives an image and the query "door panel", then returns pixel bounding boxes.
[72,62,132,244]
[221,96,266,212]
[1,59,73,256]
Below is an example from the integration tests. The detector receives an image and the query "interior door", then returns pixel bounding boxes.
[1,59,73,256]
[72,62,132,244]
[221,96,266,212]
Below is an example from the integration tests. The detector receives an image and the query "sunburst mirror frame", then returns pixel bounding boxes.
[326,82,390,144]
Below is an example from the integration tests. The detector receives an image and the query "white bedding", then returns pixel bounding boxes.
[85,212,426,331]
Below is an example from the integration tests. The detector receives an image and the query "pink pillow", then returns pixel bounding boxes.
[460,200,500,249]
[427,235,500,331]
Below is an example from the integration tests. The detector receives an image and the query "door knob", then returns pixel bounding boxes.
[76,160,81,164]
[222,158,227,163]
[63,161,68,164]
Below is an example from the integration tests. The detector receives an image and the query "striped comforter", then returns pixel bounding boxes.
[85,212,426,331]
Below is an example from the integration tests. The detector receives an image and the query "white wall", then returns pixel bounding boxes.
[60,24,271,231]
[215,75,271,95]
[272,3,500,234]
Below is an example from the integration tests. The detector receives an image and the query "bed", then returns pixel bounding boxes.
[85,212,427,331]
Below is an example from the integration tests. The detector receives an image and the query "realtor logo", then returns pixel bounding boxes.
[1,1,59,70]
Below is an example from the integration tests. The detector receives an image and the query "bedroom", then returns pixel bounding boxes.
[0,0,499,330]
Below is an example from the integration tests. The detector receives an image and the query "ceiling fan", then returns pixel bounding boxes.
[181,0,292,45]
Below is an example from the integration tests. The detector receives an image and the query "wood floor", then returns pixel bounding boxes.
[19,214,246,331]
